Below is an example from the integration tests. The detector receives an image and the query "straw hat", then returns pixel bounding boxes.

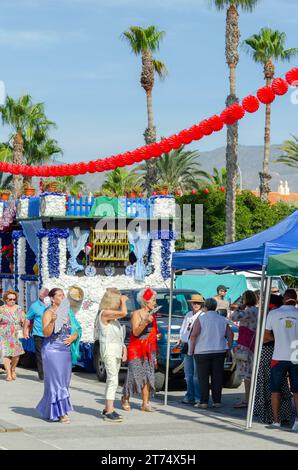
[100,288,121,311]
[68,285,84,311]
[187,294,204,303]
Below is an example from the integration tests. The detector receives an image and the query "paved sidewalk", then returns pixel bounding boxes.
[0,368,297,450]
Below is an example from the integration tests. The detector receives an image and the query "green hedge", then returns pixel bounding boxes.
[176,189,296,250]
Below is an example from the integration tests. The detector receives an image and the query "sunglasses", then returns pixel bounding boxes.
[7,297,16,301]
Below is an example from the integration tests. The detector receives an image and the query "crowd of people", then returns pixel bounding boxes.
[0,283,298,432]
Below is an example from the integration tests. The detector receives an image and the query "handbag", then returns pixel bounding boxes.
[234,348,249,362]
[235,326,255,362]
[181,342,188,355]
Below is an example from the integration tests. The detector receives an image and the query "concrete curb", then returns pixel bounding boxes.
[0,420,23,433]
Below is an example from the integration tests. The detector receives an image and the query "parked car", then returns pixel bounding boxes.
[93,288,242,391]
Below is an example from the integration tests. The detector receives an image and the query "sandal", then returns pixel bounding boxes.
[141,404,156,412]
[233,400,248,408]
[121,397,131,411]
[59,415,70,424]
[11,371,17,380]
[6,376,13,382]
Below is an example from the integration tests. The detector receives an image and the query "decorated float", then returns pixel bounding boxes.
[0,192,176,370]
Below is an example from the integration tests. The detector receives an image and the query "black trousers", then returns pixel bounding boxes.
[195,352,226,404]
[33,335,44,380]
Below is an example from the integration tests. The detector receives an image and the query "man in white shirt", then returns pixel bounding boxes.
[179,294,204,405]
[264,289,298,431]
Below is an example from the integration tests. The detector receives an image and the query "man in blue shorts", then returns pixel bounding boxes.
[264,289,298,431]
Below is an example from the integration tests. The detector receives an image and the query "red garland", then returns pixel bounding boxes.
[257,85,275,104]
[1,69,294,177]
[272,77,288,96]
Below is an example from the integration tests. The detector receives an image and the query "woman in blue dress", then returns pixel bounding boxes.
[36,288,82,423]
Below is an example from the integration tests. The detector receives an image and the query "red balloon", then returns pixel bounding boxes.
[272,77,289,96]
[150,143,163,158]
[208,115,224,132]
[78,162,88,174]
[159,139,173,153]
[242,95,260,113]
[285,68,298,86]
[168,135,183,149]
[191,189,197,195]
[198,120,213,136]
[257,86,275,104]
[203,188,209,194]
[220,108,236,126]
[189,125,203,140]
[229,103,245,120]
[95,160,105,172]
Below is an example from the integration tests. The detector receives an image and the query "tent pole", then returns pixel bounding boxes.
[164,267,174,406]
[246,266,271,429]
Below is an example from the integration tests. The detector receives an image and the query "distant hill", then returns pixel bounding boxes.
[198,144,296,192]
[32,144,297,193]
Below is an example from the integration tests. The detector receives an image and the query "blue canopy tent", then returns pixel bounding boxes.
[164,209,298,429]
[172,209,298,271]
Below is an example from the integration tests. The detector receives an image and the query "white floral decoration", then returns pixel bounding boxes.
[153,196,176,218]
[17,198,30,219]
[40,194,66,217]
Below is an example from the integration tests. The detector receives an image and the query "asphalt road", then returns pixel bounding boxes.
[0,367,297,450]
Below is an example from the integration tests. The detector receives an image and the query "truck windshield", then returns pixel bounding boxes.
[155,292,194,318]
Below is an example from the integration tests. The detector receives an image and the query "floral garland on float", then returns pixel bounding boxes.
[40,192,66,217]
[37,228,69,288]
[12,231,26,292]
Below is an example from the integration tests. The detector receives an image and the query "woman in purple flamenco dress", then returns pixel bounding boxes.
[36,288,82,424]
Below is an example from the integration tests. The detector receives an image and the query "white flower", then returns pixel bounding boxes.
[40,195,66,217]
[17,198,29,219]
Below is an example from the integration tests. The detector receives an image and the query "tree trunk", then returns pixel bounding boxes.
[23,176,33,186]
[141,49,157,194]
[225,5,240,244]
[260,67,274,202]
[12,131,24,199]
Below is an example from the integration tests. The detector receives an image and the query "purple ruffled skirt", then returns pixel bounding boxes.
[36,335,73,421]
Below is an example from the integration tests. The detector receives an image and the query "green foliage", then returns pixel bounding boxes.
[243,28,298,65]
[276,135,298,168]
[0,95,62,166]
[101,168,142,196]
[121,25,166,55]
[282,276,298,288]
[136,147,208,194]
[209,0,260,12]
[176,189,295,250]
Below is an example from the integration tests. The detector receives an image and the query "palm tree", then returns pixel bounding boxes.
[244,28,298,202]
[209,0,260,242]
[122,26,167,193]
[101,168,142,197]
[276,135,298,168]
[0,95,61,196]
[136,147,208,193]
[206,167,227,187]
[0,172,13,190]
[56,176,86,197]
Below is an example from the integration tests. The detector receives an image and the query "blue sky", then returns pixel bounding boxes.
[0,0,297,165]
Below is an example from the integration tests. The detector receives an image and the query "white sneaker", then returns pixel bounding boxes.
[269,422,281,429]
[292,420,298,432]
